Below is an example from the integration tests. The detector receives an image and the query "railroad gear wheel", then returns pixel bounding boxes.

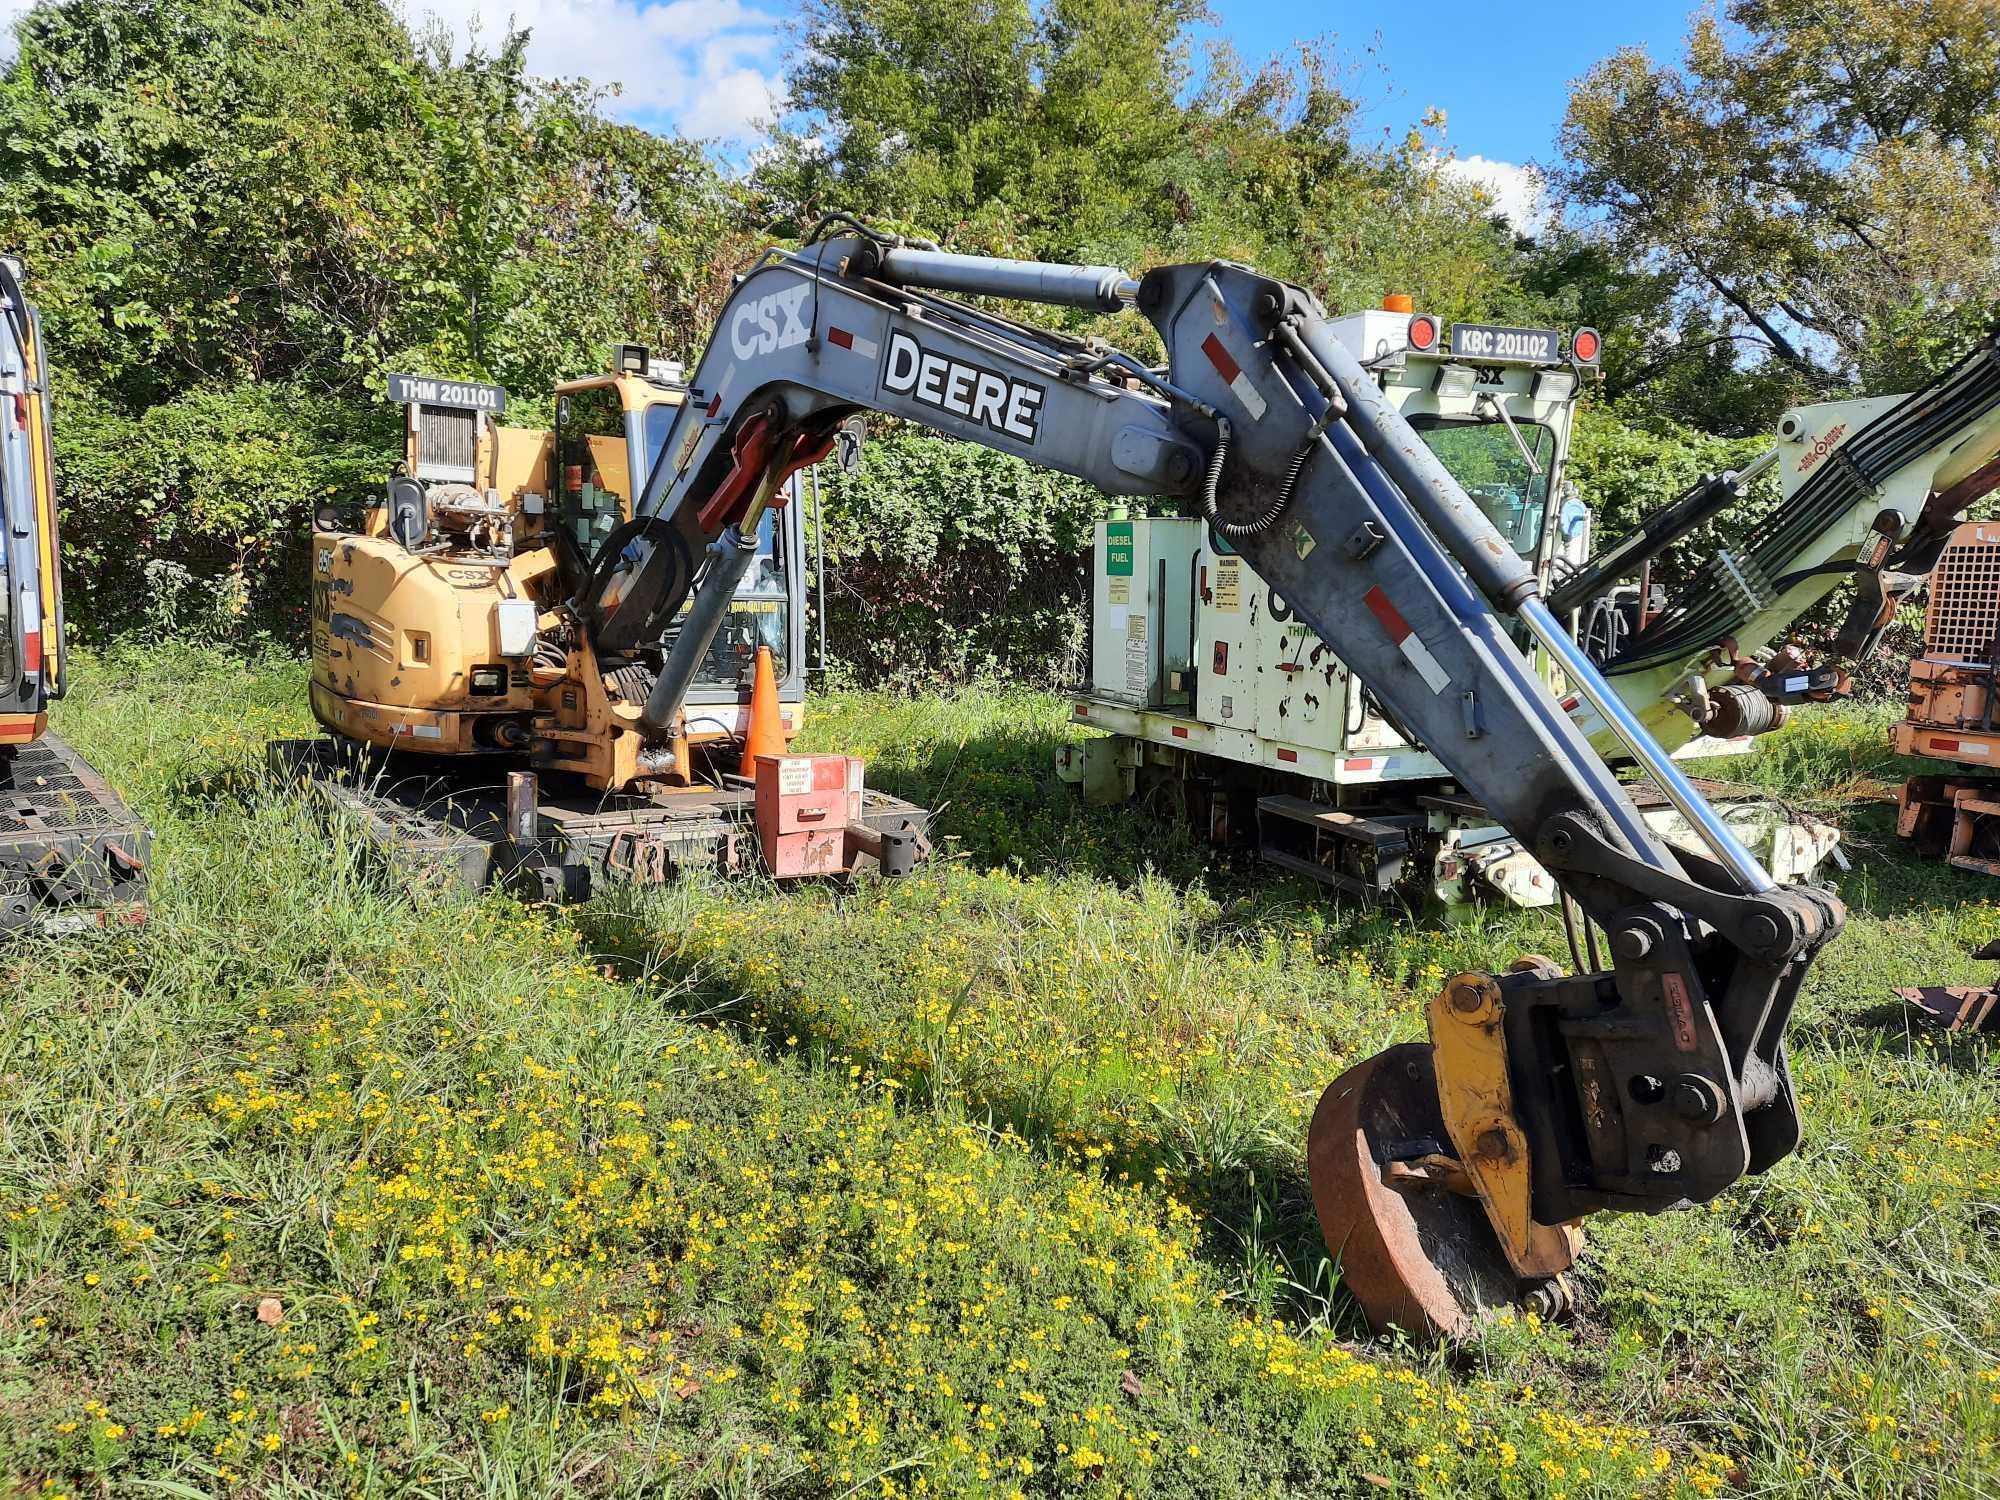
[1306,1042,1575,1340]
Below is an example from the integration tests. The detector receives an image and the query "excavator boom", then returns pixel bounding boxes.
[596,226,1845,1335]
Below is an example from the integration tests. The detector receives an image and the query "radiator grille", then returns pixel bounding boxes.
[415,403,477,480]
[1927,531,2000,660]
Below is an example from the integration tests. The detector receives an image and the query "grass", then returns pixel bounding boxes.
[3,640,1998,1496]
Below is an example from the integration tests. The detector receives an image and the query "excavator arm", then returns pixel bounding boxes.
[594,225,1846,1336]
[1565,338,2000,750]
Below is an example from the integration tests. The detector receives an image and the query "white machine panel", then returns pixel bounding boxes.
[1193,543,1254,730]
[1191,535,1445,784]
[1091,516,1200,707]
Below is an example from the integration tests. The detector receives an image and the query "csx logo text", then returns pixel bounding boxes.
[731,284,812,360]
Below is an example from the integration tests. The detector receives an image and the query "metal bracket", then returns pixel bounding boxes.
[1426,974,1582,1277]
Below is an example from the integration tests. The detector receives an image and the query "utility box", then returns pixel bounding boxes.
[1091,516,1201,707]
[755,754,865,878]
[1324,308,1416,365]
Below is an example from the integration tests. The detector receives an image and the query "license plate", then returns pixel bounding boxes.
[1447,323,1561,366]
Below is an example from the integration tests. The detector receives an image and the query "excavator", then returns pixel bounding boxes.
[1559,334,2000,751]
[326,218,1834,1338]
[0,256,148,931]
[286,351,930,898]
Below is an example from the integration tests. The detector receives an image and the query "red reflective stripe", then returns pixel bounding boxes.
[1276,748,1298,763]
[828,327,854,350]
[1200,333,1242,384]
[1362,585,1411,643]
[707,393,722,417]
[21,631,39,675]
[1074,704,1088,717]
[1933,737,1961,752]
[1171,725,1188,738]
[1343,757,1376,771]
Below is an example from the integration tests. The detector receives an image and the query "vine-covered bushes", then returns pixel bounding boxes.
[812,425,1130,687]
[54,385,395,642]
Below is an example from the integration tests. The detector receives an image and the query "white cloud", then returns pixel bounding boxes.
[1440,155,1549,235]
[407,0,784,145]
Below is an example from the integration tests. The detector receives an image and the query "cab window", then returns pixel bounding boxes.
[1410,416,1557,558]
[673,507,791,689]
[642,402,676,494]
[556,386,628,557]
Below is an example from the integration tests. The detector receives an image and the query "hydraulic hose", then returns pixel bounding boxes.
[1199,416,1309,542]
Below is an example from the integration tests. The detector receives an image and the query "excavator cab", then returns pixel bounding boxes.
[551,361,807,718]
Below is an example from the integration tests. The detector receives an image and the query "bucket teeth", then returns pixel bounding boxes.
[1305,1042,1539,1340]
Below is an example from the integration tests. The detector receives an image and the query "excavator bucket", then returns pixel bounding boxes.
[1894,985,2000,1033]
[1307,1043,1566,1339]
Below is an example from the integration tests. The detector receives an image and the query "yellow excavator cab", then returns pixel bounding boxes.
[311,354,810,780]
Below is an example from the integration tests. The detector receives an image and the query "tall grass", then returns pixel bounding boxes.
[3,648,1996,1496]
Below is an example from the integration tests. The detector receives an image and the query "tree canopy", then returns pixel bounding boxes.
[1559,0,2000,396]
[760,0,1540,324]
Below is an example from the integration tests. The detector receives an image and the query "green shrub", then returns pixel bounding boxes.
[814,425,1140,687]
[53,383,394,644]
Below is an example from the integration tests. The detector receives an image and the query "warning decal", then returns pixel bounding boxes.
[1213,556,1242,612]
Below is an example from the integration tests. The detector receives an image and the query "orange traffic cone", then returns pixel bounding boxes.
[739,644,785,779]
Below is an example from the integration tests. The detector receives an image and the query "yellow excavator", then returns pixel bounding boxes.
[288,219,1847,1339]
[0,256,148,931]
[282,348,925,898]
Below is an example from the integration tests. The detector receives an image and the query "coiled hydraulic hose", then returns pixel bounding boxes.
[1200,415,1313,541]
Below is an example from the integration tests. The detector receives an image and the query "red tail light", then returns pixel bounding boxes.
[1407,314,1441,352]
[1571,327,1602,363]
[10,393,24,428]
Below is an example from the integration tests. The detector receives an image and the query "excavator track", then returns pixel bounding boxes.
[0,733,149,932]
[270,737,928,900]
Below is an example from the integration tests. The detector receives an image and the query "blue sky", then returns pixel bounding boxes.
[1200,0,1706,228]
[394,0,1704,220]
[1205,1,1700,166]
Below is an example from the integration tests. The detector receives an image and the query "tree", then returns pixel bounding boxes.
[0,0,751,639]
[762,2,1537,324]
[1557,0,2000,392]
[0,0,743,407]
[1521,233,1803,435]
